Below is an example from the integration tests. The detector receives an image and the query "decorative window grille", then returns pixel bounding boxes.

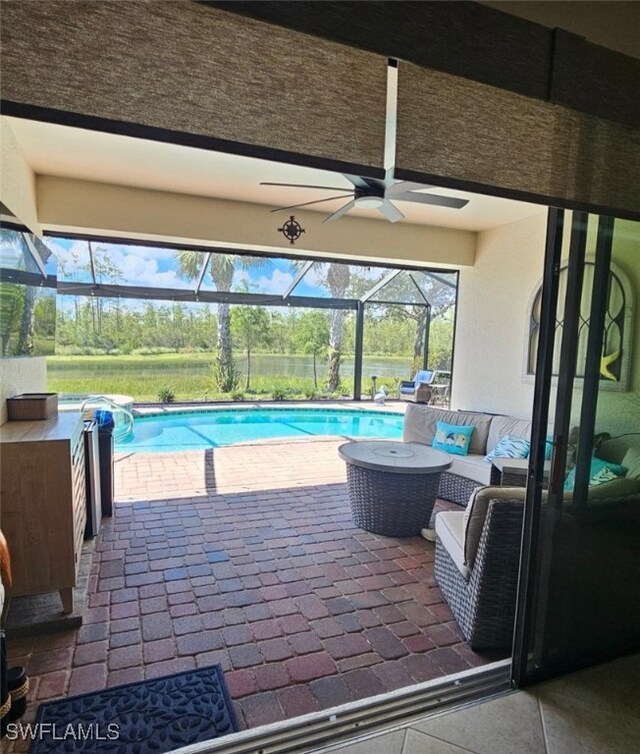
[527,261,633,388]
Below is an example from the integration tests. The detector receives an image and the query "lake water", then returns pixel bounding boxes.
[51,353,417,379]
[233,354,414,379]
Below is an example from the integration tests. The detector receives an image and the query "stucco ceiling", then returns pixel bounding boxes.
[6,117,544,233]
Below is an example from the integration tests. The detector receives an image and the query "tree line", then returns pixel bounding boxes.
[56,297,454,390]
[50,241,456,392]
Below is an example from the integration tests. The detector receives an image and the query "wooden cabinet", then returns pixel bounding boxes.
[0,412,86,613]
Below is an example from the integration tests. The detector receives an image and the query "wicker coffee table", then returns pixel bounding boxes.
[338,440,452,537]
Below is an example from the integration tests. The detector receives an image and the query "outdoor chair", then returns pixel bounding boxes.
[434,486,525,650]
[398,370,435,403]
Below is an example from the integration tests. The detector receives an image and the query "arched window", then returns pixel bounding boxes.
[527,260,634,389]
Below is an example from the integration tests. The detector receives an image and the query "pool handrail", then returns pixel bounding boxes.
[80,395,134,439]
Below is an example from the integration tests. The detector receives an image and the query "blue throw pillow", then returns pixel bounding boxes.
[544,437,554,460]
[484,435,531,464]
[432,421,474,456]
[564,457,627,492]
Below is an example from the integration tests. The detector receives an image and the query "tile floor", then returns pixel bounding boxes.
[6,438,500,749]
[312,652,640,754]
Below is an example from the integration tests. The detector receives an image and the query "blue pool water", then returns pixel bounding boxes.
[116,408,404,453]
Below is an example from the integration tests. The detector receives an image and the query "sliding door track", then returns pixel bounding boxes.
[177,660,511,754]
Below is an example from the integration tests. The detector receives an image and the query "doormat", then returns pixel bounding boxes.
[30,665,238,753]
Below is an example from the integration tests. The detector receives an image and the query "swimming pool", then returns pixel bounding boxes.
[116,408,404,453]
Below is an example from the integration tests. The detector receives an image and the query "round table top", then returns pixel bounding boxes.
[338,440,452,475]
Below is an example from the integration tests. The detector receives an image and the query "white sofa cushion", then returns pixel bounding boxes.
[462,486,526,569]
[446,454,493,485]
[435,511,469,579]
[403,404,493,455]
[487,415,532,456]
[622,447,640,479]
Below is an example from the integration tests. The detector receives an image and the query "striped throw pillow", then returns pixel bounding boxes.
[484,435,531,464]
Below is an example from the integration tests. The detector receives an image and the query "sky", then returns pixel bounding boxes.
[49,236,301,294]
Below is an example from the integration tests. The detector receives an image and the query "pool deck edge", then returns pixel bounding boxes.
[132,400,409,417]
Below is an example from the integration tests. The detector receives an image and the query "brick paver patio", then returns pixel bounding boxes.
[7,437,495,742]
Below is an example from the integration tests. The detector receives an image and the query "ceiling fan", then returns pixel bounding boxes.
[260,174,468,224]
[261,65,468,224]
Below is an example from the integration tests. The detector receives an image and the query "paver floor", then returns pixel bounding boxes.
[7,438,497,745]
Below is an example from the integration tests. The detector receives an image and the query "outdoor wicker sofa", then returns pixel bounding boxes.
[434,486,525,650]
[403,404,533,506]
[434,468,640,650]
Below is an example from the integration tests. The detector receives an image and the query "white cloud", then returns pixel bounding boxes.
[47,238,190,288]
[47,239,90,266]
[251,268,294,294]
[233,269,250,290]
[227,267,294,295]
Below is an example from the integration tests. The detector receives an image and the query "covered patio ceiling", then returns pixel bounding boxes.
[4,116,542,234]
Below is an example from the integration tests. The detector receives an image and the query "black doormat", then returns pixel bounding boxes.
[30,665,239,753]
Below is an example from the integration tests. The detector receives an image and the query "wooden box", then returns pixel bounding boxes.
[7,393,59,421]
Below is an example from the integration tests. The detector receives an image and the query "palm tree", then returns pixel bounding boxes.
[325,263,350,391]
[176,251,269,392]
[286,260,351,392]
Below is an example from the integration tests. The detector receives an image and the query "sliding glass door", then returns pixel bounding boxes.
[514,211,640,685]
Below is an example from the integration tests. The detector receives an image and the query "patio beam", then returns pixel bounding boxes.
[425,271,457,290]
[409,272,430,305]
[283,259,314,300]
[56,280,358,310]
[423,304,432,370]
[23,235,48,278]
[194,251,212,295]
[360,268,401,303]
[0,268,56,288]
[353,301,364,400]
[87,240,98,286]
[366,298,429,308]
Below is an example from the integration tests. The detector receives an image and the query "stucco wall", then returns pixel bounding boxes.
[450,211,548,418]
[0,357,47,425]
[36,176,477,269]
[0,119,40,233]
[451,211,639,446]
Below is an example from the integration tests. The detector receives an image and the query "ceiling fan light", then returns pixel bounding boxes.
[354,196,384,209]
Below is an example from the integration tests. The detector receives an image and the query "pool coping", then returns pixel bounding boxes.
[114,434,401,459]
[131,400,409,418]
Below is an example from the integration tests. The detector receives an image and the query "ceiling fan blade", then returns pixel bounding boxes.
[378,199,404,223]
[323,199,356,224]
[386,181,435,197]
[391,192,469,209]
[260,181,352,192]
[270,194,356,213]
[342,173,385,192]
